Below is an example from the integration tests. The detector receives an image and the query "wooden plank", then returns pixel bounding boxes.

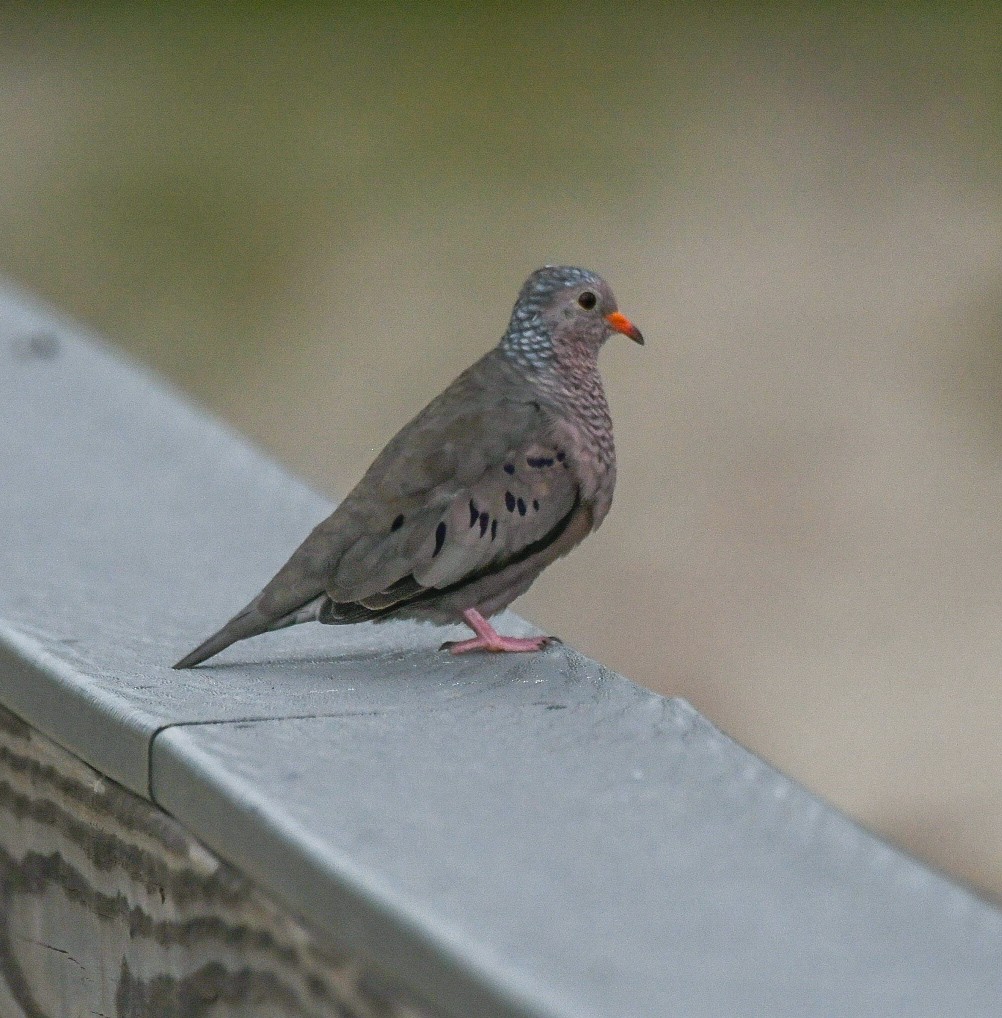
[0,703,434,1018]
[154,693,1002,1018]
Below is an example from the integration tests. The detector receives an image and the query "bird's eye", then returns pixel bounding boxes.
[577,290,597,310]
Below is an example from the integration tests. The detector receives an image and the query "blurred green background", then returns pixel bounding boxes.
[3,4,1001,897]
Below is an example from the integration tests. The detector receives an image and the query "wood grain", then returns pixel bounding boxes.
[0,704,435,1018]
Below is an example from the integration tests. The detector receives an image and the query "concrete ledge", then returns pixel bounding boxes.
[2,282,1001,1016]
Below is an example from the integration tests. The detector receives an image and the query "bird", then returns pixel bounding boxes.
[174,265,643,668]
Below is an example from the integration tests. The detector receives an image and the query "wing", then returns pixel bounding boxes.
[326,425,582,616]
[250,351,562,620]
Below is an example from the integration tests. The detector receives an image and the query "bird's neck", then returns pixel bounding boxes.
[553,344,613,444]
[498,333,611,439]
[514,343,613,454]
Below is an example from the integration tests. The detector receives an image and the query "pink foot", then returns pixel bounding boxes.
[441,609,558,655]
[446,633,554,654]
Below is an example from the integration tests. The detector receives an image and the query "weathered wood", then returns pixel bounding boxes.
[0,703,433,1018]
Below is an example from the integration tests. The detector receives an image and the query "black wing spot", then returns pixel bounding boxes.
[517,497,527,516]
[526,456,554,468]
[556,450,566,461]
[433,521,447,556]
[491,519,498,540]
[479,512,489,537]
[504,463,515,475]
[533,499,540,511]
[469,499,479,527]
[391,514,404,532]
[505,491,516,512]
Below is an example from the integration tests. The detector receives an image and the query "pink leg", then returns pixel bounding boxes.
[442,609,556,655]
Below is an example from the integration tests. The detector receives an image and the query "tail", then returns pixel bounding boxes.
[173,594,325,669]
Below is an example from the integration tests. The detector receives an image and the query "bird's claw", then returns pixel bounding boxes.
[440,634,558,654]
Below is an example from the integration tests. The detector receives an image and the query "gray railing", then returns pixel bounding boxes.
[2,282,1001,1017]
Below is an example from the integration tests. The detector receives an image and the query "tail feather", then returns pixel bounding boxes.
[173,594,325,669]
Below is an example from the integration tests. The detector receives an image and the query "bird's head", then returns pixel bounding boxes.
[501,266,643,369]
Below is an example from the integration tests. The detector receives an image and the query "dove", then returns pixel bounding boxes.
[174,265,643,668]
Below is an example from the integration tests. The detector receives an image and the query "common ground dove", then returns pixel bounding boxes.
[174,266,643,668]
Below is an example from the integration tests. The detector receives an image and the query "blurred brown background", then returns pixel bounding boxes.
[2,5,1000,897]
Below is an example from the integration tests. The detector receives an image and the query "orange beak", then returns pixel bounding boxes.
[605,311,644,345]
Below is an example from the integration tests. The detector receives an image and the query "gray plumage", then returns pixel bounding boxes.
[174,266,643,668]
